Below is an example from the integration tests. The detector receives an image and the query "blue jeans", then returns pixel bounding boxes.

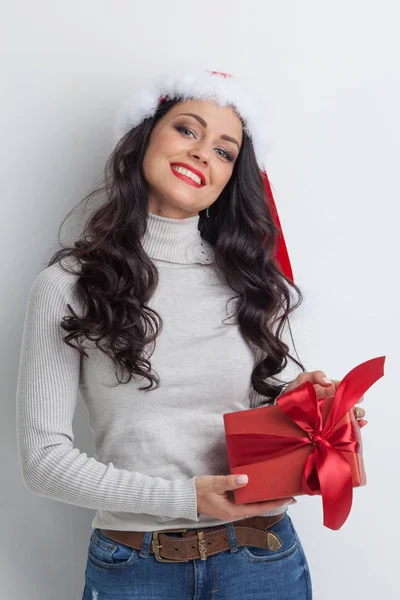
[82,512,312,599]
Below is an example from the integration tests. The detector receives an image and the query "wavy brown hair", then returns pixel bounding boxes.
[47,96,306,402]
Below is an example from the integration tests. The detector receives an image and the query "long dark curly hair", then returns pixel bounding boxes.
[47,96,306,402]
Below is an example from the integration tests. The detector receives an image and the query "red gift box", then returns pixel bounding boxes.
[223,356,386,530]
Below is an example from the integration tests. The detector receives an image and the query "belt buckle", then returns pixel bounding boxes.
[151,529,189,563]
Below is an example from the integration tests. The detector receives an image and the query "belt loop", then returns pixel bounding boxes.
[139,531,153,559]
[225,522,238,553]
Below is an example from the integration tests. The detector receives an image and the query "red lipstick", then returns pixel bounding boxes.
[170,162,206,186]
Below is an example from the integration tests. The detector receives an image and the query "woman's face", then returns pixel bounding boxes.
[142,99,243,219]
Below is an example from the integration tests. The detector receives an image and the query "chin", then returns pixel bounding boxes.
[163,186,198,207]
[149,197,198,217]
[170,204,200,217]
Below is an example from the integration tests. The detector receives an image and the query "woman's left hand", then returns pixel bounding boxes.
[284,370,367,428]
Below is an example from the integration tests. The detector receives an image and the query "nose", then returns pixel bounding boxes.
[190,143,210,165]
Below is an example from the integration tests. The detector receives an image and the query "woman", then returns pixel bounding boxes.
[16,66,367,599]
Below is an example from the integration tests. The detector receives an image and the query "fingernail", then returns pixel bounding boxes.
[322,377,332,385]
[285,498,297,504]
[237,475,248,484]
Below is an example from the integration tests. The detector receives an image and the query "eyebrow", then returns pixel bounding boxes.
[178,112,240,151]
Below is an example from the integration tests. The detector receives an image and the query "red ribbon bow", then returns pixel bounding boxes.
[227,356,385,529]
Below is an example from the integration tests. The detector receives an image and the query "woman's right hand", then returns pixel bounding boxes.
[195,474,296,522]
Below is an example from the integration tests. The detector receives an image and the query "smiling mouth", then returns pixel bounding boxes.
[170,165,204,188]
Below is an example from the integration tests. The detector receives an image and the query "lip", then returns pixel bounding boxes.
[170,162,206,186]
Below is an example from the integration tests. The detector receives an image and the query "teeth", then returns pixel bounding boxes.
[171,165,202,185]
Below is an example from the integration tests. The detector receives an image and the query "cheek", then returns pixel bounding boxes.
[212,167,234,192]
[201,171,232,204]
[152,129,185,157]
[144,134,184,175]
[142,153,153,184]
[142,141,167,182]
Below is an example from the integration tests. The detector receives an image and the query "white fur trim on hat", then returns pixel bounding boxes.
[112,64,272,171]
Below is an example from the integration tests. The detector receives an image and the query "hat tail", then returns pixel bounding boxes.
[262,171,294,283]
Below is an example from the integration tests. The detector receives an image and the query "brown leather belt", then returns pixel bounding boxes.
[99,512,286,563]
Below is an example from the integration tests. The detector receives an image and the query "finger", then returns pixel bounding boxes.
[223,474,249,492]
[313,385,331,400]
[354,407,366,419]
[358,419,368,428]
[297,371,332,386]
[294,373,336,399]
[313,381,338,400]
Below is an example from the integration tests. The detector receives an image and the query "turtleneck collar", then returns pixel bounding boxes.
[141,211,215,265]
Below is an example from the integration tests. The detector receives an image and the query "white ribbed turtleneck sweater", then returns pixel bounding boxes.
[16,211,288,532]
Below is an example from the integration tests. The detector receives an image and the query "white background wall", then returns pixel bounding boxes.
[2,1,398,598]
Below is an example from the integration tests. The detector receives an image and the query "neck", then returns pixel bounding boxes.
[147,204,199,219]
[140,211,214,265]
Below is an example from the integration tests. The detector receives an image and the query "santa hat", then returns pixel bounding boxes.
[113,65,294,283]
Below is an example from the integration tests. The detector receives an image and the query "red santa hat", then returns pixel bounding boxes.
[113,65,294,283]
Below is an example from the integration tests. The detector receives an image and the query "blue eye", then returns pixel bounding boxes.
[216,148,234,161]
[175,125,195,138]
[174,125,234,162]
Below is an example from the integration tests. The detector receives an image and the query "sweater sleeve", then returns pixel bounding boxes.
[16,263,200,521]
